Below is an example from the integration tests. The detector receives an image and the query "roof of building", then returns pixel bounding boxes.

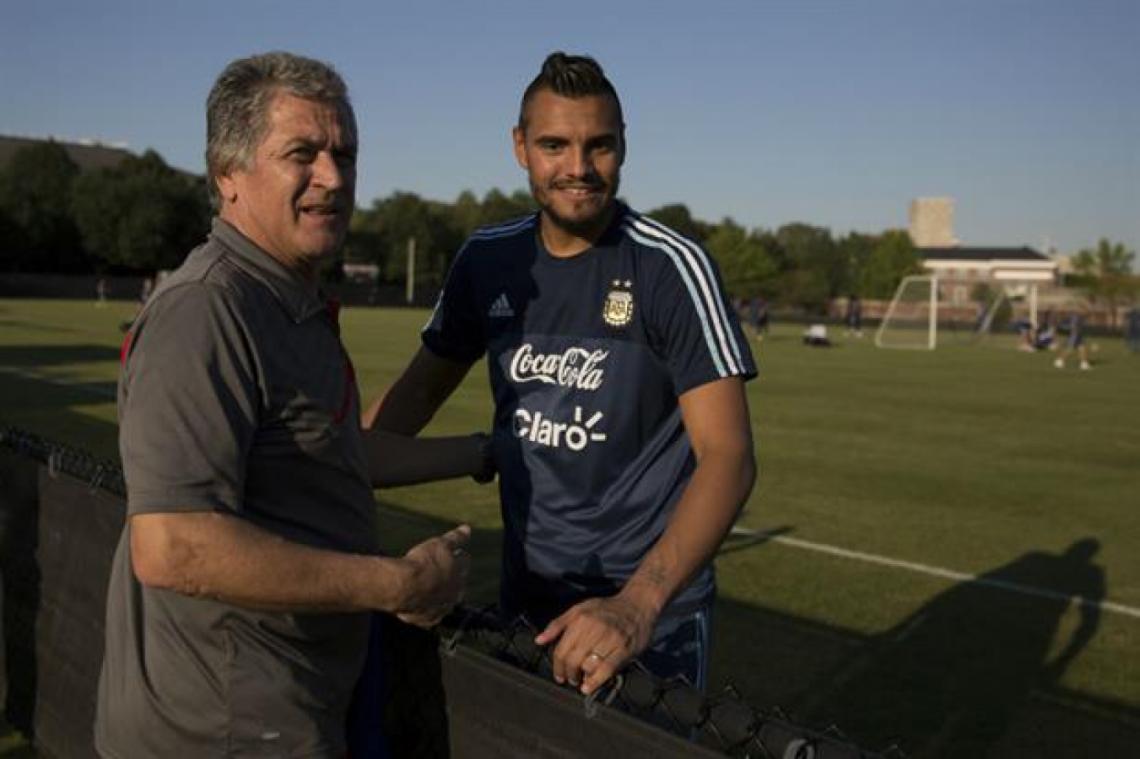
[918,246,1053,263]
[0,135,140,173]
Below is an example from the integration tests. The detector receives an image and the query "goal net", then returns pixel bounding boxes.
[875,275,939,350]
[875,276,1017,350]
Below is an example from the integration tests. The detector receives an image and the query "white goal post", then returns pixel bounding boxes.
[875,276,1034,350]
[875,275,939,350]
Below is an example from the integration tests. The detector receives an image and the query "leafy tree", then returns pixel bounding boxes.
[0,206,28,264]
[645,203,710,242]
[1072,238,1138,328]
[71,150,210,271]
[704,219,777,298]
[0,141,84,271]
[859,229,920,298]
[479,188,535,226]
[452,190,483,238]
[777,268,831,312]
[351,192,467,287]
[343,214,383,265]
[761,223,839,311]
[837,232,877,297]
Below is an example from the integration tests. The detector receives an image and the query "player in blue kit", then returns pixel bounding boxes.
[366,52,756,696]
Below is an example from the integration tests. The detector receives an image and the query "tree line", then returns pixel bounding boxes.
[0,141,212,274]
[2,141,1133,314]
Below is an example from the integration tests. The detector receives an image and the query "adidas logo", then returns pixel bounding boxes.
[488,293,515,318]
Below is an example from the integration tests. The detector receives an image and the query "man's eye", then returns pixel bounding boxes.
[289,148,315,162]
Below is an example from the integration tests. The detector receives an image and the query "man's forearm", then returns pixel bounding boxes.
[130,511,451,614]
[364,429,490,487]
[534,445,754,695]
[620,446,755,614]
[363,381,436,435]
[364,346,473,435]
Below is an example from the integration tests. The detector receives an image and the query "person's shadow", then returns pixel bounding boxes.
[805,538,1105,757]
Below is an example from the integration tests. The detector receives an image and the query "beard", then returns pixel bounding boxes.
[530,172,620,240]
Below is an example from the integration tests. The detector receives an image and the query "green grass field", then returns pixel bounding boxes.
[2,298,1139,757]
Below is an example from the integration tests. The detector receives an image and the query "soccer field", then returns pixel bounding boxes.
[2,298,1138,756]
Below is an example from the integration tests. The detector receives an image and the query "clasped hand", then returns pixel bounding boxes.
[397,524,470,628]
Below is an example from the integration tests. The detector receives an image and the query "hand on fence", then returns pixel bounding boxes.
[535,594,656,695]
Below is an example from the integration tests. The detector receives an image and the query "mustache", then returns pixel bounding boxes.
[298,194,348,212]
[550,178,604,190]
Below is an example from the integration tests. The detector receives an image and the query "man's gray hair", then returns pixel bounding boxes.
[206,51,353,207]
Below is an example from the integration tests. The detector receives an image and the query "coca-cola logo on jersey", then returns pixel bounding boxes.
[508,344,608,390]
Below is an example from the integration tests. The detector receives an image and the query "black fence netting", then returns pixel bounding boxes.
[0,426,903,758]
[0,427,125,759]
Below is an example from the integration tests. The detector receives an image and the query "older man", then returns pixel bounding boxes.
[95,52,479,757]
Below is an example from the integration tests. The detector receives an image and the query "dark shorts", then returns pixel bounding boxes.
[637,606,711,690]
[346,614,391,759]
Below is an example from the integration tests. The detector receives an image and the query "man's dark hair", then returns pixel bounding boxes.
[518,52,623,131]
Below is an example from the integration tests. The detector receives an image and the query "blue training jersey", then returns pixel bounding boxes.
[423,203,756,625]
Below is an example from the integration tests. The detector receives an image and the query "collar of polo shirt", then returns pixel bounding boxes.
[212,218,327,323]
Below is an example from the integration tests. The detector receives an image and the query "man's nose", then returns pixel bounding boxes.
[567,147,593,178]
[312,151,348,190]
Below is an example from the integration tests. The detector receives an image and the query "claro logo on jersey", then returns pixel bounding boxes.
[514,406,607,451]
[508,344,608,390]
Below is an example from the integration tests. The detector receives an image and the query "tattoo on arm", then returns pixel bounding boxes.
[644,558,667,587]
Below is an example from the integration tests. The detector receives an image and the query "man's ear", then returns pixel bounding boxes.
[512,126,528,171]
[216,174,238,205]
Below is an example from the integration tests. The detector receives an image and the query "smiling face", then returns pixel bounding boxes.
[216,92,357,280]
[513,89,624,255]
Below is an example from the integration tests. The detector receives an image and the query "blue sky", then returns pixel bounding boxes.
[2,0,1137,255]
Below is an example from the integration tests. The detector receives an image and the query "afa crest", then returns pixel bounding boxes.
[603,279,634,327]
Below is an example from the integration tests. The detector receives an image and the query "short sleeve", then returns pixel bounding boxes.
[646,238,756,396]
[119,282,259,515]
[421,243,485,363]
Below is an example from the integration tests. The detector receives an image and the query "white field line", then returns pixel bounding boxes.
[731,527,1140,620]
[0,365,116,399]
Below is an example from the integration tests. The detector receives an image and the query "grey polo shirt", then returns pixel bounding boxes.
[96,219,378,757]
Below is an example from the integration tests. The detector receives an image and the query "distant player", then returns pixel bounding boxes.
[844,294,863,337]
[1054,309,1091,370]
[750,295,769,339]
[1125,307,1140,354]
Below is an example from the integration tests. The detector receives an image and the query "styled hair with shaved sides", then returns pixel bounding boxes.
[518,51,624,132]
[205,51,354,208]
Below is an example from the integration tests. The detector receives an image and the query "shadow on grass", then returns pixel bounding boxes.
[713,538,1139,757]
[0,318,81,335]
[0,370,121,460]
[0,345,120,368]
[718,524,795,557]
